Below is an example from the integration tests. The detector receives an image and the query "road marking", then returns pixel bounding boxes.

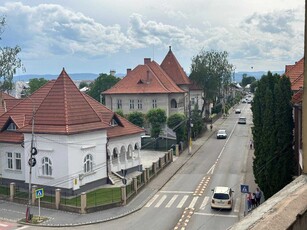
[17,226,30,230]
[166,195,178,208]
[145,194,159,207]
[200,196,210,210]
[0,223,9,227]
[155,195,167,208]
[207,165,215,174]
[188,197,199,208]
[194,212,238,218]
[160,191,193,194]
[177,195,189,208]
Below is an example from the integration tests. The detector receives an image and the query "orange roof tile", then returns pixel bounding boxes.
[284,58,304,91]
[292,89,303,104]
[0,69,144,142]
[160,46,191,86]
[103,60,185,95]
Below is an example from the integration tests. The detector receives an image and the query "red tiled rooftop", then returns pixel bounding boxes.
[103,60,185,95]
[160,46,191,86]
[284,58,304,91]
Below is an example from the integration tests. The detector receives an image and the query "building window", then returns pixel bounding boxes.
[138,99,142,109]
[42,157,52,176]
[117,99,122,109]
[152,99,157,108]
[130,99,135,109]
[7,123,16,131]
[191,97,195,105]
[15,153,21,170]
[84,154,93,173]
[7,152,13,169]
[171,99,177,108]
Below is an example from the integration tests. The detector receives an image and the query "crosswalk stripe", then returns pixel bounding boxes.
[188,196,199,208]
[166,194,178,208]
[234,197,241,213]
[177,195,189,208]
[0,223,9,227]
[155,195,167,208]
[200,196,210,210]
[145,194,159,207]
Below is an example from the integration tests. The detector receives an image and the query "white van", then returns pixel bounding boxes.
[211,186,233,210]
[238,117,246,124]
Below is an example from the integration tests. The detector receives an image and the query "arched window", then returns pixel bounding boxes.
[42,157,52,176]
[171,99,177,108]
[84,154,93,173]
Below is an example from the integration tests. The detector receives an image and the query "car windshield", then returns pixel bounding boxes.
[213,193,230,200]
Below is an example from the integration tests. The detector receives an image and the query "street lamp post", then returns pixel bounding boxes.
[26,101,37,222]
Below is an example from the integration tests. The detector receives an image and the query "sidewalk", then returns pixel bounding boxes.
[0,117,231,227]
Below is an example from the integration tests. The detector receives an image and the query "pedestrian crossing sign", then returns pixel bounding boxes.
[35,188,44,199]
[241,184,249,193]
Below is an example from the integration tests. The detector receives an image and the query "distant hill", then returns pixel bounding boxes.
[234,71,284,83]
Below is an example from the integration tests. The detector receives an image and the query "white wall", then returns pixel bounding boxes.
[0,143,25,181]
[105,93,186,117]
[23,130,107,190]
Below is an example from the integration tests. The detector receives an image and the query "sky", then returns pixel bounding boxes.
[0,0,304,76]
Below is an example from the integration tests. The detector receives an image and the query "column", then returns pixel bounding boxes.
[80,192,87,214]
[55,189,61,210]
[9,182,15,201]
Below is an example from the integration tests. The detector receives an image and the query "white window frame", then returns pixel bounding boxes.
[7,123,17,131]
[7,152,13,169]
[15,153,21,170]
[84,154,93,173]
[117,99,122,109]
[138,99,142,109]
[152,99,157,108]
[42,157,52,176]
[130,99,135,109]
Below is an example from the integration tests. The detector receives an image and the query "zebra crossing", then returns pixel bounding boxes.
[145,191,241,212]
[145,192,208,210]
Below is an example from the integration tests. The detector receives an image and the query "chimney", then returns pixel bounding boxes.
[169,46,171,51]
[110,70,116,76]
[127,68,131,74]
[144,58,151,65]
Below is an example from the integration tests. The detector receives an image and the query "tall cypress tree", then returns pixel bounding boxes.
[251,72,295,199]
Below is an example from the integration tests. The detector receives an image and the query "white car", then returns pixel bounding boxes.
[211,186,234,210]
[216,129,227,139]
[238,117,247,124]
[235,109,241,114]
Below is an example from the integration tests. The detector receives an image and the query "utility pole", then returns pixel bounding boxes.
[188,92,192,155]
[26,102,37,222]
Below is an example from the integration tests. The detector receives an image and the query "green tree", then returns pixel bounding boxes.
[190,49,233,117]
[127,111,145,128]
[146,108,167,138]
[250,80,258,93]
[0,16,23,92]
[79,81,89,89]
[191,104,204,138]
[115,109,125,117]
[88,73,120,103]
[241,74,256,87]
[167,113,186,143]
[28,78,48,94]
[251,72,294,199]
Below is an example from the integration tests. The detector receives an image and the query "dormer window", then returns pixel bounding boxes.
[7,123,16,131]
[110,119,118,126]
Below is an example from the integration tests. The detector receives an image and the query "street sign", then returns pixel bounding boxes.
[28,157,36,167]
[241,184,249,193]
[35,188,44,199]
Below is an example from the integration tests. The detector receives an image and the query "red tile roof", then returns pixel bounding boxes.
[160,46,191,86]
[0,92,19,115]
[103,60,185,95]
[292,89,303,104]
[284,58,304,91]
[0,69,144,142]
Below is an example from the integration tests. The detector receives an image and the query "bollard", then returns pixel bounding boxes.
[9,182,15,201]
[55,189,61,210]
[80,192,87,214]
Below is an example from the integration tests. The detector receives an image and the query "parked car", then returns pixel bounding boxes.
[238,117,247,124]
[235,109,241,114]
[216,129,227,139]
[211,186,234,210]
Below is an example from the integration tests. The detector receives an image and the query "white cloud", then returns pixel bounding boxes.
[0,1,304,74]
